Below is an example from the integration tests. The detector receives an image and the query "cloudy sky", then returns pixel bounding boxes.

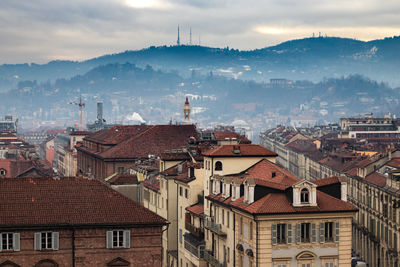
[1,0,399,64]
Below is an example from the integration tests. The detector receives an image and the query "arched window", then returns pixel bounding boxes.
[34,259,58,267]
[215,161,223,171]
[301,188,309,203]
[0,260,20,267]
[0,169,6,176]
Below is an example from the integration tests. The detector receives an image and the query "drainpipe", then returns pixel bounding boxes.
[256,219,258,267]
[233,212,236,267]
[72,228,76,267]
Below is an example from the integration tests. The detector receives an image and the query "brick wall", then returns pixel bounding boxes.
[0,226,162,267]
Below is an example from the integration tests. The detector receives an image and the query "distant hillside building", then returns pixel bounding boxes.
[183,97,191,124]
[0,177,166,266]
[0,115,16,133]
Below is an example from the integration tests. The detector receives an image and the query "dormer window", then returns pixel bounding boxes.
[215,161,223,171]
[292,180,317,207]
[300,188,309,203]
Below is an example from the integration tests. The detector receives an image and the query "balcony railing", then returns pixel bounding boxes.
[205,217,226,237]
[204,250,226,267]
[185,221,204,239]
[184,239,205,259]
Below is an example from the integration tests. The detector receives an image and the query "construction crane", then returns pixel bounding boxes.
[69,97,85,131]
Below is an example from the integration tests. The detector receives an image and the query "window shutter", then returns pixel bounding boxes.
[0,233,2,251]
[320,223,325,243]
[311,223,316,243]
[34,232,41,250]
[123,230,131,248]
[335,222,340,242]
[106,231,113,249]
[271,224,277,245]
[287,224,292,244]
[52,232,59,250]
[296,223,301,244]
[13,233,20,251]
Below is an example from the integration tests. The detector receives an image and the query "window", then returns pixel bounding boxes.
[301,223,310,243]
[277,224,286,244]
[179,229,182,244]
[215,161,223,171]
[325,263,334,267]
[34,232,59,250]
[112,230,124,247]
[1,233,19,251]
[325,222,334,242]
[185,188,188,199]
[301,188,309,203]
[0,168,6,176]
[106,230,130,249]
[301,264,311,267]
[276,265,287,267]
[179,186,183,196]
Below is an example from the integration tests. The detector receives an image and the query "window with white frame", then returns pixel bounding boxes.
[106,230,130,249]
[34,231,59,250]
[0,232,20,251]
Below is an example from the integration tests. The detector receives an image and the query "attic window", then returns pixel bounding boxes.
[215,161,223,171]
[0,168,6,176]
[272,172,276,178]
[300,188,309,203]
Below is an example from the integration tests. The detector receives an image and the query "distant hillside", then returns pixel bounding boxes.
[1,36,400,92]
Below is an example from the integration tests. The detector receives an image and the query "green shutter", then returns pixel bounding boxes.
[296,223,301,244]
[335,222,340,242]
[271,224,277,245]
[311,223,316,243]
[320,223,325,243]
[13,233,20,251]
[287,224,292,244]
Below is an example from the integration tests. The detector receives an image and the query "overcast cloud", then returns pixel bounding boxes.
[0,0,399,64]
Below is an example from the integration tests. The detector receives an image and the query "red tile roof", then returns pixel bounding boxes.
[0,159,55,178]
[143,177,160,192]
[387,158,400,169]
[106,174,139,184]
[313,176,342,187]
[213,132,251,144]
[202,144,277,157]
[0,177,166,227]
[161,161,196,183]
[70,131,92,136]
[186,204,204,216]
[365,173,387,187]
[81,125,199,160]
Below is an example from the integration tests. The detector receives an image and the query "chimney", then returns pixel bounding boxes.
[188,167,194,177]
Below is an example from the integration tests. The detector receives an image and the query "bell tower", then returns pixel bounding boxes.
[183,97,191,123]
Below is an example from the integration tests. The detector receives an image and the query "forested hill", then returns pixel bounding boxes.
[1,36,400,91]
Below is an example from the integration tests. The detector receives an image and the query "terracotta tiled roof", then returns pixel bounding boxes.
[85,125,150,145]
[98,125,199,159]
[160,151,192,161]
[106,174,139,184]
[70,131,92,136]
[387,158,400,169]
[202,144,277,157]
[365,173,387,187]
[161,161,195,183]
[213,132,251,144]
[186,204,204,216]
[313,176,342,187]
[143,177,160,192]
[346,167,358,176]
[0,177,166,227]
[210,190,357,215]
[0,159,55,178]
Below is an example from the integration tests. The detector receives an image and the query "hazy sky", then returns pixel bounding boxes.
[1,0,399,64]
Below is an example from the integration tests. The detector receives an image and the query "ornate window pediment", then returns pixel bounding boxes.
[292,180,317,207]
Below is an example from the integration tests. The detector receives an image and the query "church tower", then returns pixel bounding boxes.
[183,97,191,123]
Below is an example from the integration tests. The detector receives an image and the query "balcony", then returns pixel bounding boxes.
[205,217,226,237]
[184,238,204,259]
[185,221,204,239]
[204,250,226,267]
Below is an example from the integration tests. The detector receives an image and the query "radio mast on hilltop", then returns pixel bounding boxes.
[177,25,180,46]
